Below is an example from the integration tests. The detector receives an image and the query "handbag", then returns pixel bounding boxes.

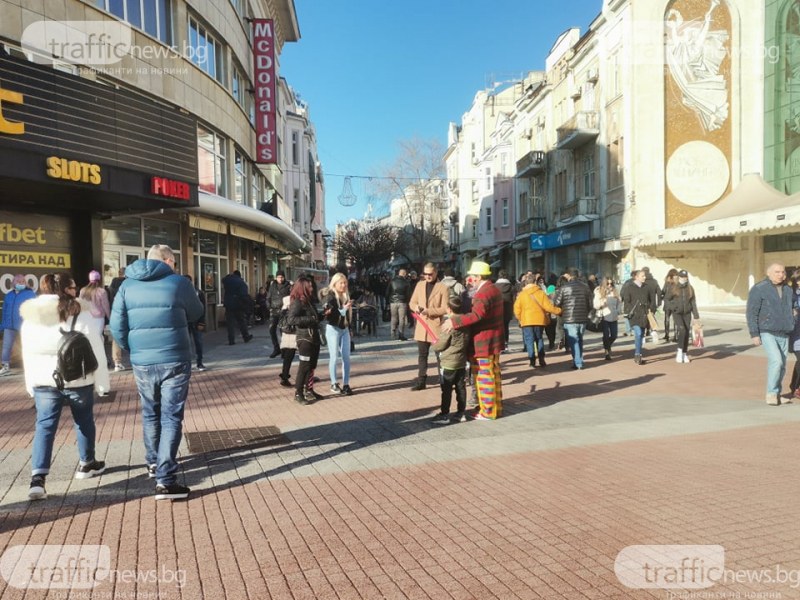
[586,308,602,333]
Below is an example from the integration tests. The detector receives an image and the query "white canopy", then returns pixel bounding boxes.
[636,174,800,246]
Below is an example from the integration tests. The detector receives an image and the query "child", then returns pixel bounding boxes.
[430,297,470,424]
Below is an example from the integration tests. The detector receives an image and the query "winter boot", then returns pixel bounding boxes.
[538,351,547,367]
[411,376,427,391]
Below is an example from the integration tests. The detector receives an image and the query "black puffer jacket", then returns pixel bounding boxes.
[554,280,593,324]
[665,283,699,318]
[286,298,320,344]
[386,276,411,304]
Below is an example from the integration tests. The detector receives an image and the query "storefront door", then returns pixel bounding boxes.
[103,247,143,287]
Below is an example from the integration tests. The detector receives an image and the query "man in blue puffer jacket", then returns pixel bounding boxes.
[0,274,36,376]
[109,245,204,500]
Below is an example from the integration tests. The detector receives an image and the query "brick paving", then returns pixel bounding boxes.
[1,319,800,599]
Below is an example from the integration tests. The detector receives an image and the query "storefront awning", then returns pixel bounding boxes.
[190,191,309,253]
[636,174,800,246]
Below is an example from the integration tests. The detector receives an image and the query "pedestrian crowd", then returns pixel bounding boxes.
[2,253,796,503]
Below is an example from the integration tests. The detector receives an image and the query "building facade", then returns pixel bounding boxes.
[446,0,800,311]
[0,0,325,326]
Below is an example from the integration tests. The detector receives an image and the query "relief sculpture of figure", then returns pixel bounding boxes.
[665,0,729,132]
[787,3,800,91]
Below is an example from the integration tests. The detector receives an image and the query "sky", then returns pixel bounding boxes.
[279,0,604,232]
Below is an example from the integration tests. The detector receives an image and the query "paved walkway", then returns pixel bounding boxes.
[1,317,800,599]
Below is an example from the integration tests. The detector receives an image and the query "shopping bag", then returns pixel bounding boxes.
[693,324,704,348]
[646,310,660,331]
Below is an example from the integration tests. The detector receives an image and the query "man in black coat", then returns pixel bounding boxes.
[621,270,657,364]
[267,270,291,357]
[222,270,253,346]
[385,268,411,340]
[553,268,593,370]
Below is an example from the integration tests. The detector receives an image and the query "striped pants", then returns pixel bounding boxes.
[472,355,503,419]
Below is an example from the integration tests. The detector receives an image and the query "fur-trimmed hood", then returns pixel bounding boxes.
[19,295,93,327]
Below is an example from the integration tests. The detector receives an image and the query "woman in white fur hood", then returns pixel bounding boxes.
[20,272,109,500]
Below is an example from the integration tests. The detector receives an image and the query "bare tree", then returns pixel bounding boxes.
[332,222,397,273]
[368,137,448,263]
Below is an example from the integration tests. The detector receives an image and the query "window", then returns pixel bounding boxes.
[95,0,172,44]
[194,231,228,298]
[471,180,478,203]
[251,169,263,209]
[291,131,299,166]
[485,207,492,232]
[232,64,247,108]
[197,125,227,197]
[293,188,300,222]
[518,191,529,221]
[188,16,224,83]
[485,168,491,191]
[502,198,509,227]
[233,148,247,204]
[555,169,567,207]
[471,218,477,239]
[582,153,596,198]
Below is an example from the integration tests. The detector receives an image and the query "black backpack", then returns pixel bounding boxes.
[52,314,99,390]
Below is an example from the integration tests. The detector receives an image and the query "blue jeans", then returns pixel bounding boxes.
[522,326,545,358]
[563,323,586,367]
[760,332,789,395]
[1,328,17,365]
[133,361,191,485]
[632,325,644,355]
[32,385,96,475]
[325,324,351,385]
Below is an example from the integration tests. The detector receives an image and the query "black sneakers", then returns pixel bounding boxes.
[75,460,106,479]
[341,385,353,396]
[155,483,190,500]
[430,413,450,425]
[29,475,46,500]
[243,334,254,343]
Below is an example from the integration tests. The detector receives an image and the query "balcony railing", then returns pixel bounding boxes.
[516,216,548,236]
[557,197,598,222]
[515,150,546,177]
[556,111,599,149]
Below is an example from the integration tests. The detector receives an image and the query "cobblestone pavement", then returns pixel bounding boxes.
[1,318,800,599]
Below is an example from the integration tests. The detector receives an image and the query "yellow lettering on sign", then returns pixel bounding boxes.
[0,87,25,135]
[46,156,102,185]
[0,223,46,244]
[0,252,70,268]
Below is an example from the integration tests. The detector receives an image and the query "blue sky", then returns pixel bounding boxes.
[279,1,603,231]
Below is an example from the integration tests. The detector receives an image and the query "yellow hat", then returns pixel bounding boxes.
[467,260,492,276]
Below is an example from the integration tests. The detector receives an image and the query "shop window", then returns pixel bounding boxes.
[143,219,180,248]
[232,64,248,108]
[764,233,800,253]
[195,231,229,300]
[102,216,142,246]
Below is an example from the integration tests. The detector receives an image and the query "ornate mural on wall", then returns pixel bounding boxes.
[664,0,733,227]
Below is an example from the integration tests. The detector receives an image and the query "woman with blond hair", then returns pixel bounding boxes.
[79,270,111,333]
[321,272,354,395]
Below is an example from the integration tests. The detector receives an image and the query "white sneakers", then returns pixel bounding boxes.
[676,349,691,363]
[0,365,10,377]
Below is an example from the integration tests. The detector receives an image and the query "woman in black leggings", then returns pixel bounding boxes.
[664,269,699,363]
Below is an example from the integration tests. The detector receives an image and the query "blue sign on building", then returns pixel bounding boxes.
[529,222,592,251]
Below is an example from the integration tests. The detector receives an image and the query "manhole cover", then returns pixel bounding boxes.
[185,426,290,454]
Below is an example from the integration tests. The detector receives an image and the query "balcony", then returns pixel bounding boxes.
[557,197,599,225]
[516,216,548,236]
[556,111,599,150]
[515,150,546,177]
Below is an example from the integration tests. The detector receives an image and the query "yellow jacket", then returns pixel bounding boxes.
[513,284,561,327]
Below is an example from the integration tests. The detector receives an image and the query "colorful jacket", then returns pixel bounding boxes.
[450,280,504,358]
